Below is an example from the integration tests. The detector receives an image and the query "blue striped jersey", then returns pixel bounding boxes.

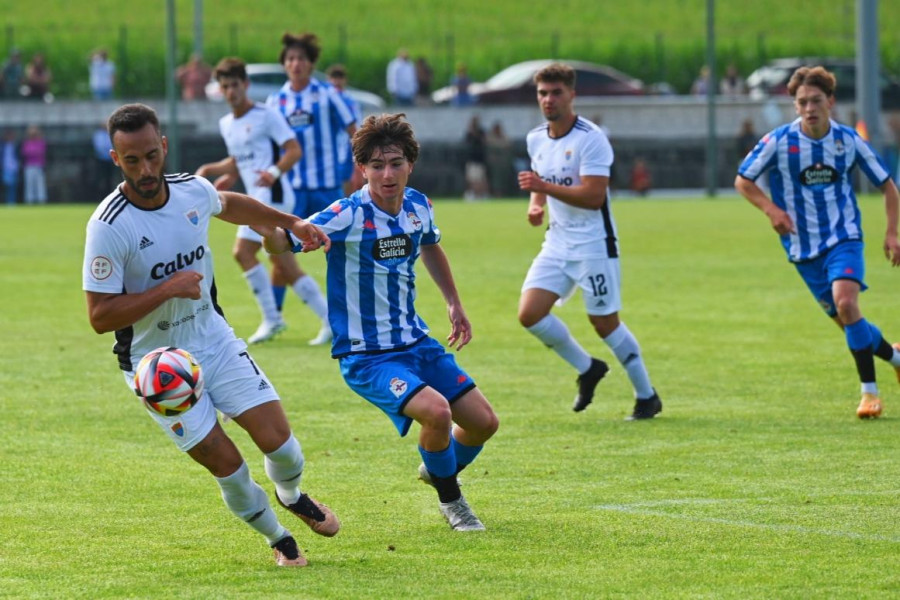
[293,186,441,357]
[334,89,362,172]
[267,79,357,191]
[738,118,890,262]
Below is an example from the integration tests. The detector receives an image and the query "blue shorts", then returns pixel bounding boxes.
[339,336,476,437]
[794,240,867,317]
[293,188,343,218]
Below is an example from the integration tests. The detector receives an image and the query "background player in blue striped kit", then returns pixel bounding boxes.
[262,114,499,531]
[265,32,358,345]
[736,65,900,419]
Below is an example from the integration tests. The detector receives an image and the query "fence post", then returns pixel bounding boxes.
[118,25,128,97]
[338,23,347,64]
[655,32,666,87]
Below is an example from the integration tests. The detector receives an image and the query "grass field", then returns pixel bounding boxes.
[2,0,899,97]
[3,196,900,598]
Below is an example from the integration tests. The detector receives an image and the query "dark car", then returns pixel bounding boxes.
[746,57,900,108]
[431,59,644,105]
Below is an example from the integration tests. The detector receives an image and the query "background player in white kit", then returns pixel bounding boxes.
[83,103,337,567]
[517,63,661,420]
[196,57,330,346]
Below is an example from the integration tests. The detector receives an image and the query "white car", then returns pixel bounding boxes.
[205,63,385,111]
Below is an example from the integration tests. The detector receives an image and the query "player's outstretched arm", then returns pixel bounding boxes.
[86,270,203,334]
[519,171,608,210]
[734,175,795,235]
[196,156,239,190]
[217,191,329,252]
[420,243,472,350]
[880,179,900,266]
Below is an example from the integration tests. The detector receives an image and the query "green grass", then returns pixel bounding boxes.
[2,0,899,97]
[3,196,900,598]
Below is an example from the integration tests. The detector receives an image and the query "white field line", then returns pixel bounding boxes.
[594,497,900,543]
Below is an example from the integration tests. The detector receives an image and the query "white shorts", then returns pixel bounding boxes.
[122,337,280,451]
[236,224,264,244]
[522,252,622,316]
[236,188,296,244]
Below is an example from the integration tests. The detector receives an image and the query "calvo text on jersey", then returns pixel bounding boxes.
[541,174,574,186]
[372,234,412,261]
[151,245,206,279]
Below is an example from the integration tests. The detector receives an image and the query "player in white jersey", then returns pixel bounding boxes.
[82,104,338,567]
[736,66,900,419]
[195,57,330,346]
[262,114,499,532]
[265,32,357,339]
[517,63,661,420]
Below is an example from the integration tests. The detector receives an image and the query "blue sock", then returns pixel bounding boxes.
[272,285,287,312]
[451,437,483,471]
[846,318,873,351]
[418,444,456,478]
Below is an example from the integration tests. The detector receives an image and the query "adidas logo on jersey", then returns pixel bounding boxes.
[258,379,270,391]
[139,236,154,250]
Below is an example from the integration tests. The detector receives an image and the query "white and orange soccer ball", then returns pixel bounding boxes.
[133,347,204,416]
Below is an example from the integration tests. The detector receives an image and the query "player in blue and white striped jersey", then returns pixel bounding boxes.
[736,65,900,419]
[264,114,499,532]
[326,63,365,196]
[265,32,358,345]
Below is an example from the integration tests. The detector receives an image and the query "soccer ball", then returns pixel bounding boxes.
[133,347,204,416]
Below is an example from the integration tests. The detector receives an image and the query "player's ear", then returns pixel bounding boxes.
[110,149,119,167]
[161,135,168,156]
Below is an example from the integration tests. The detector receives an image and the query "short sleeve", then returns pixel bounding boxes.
[83,220,128,294]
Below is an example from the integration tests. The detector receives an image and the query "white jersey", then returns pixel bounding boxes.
[83,175,236,371]
[218,103,295,209]
[526,115,618,259]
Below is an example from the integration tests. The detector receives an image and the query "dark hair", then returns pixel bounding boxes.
[352,113,419,166]
[326,63,347,79]
[107,103,160,146]
[787,66,836,98]
[533,63,576,88]
[214,57,248,81]
[279,32,320,65]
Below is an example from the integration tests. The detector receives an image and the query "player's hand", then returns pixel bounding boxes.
[254,170,276,187]
[518,170,543,193]
[527,204,544,226]
[166,270,204,300]
[884,235,900,266]
[446,303,472,351]
[213,173,237,191]
[765,206,795,235]
[290,220,331,253]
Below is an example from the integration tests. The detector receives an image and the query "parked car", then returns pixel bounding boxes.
[746,57,900,109]
[204,63,386,111]
[431,59,644,105]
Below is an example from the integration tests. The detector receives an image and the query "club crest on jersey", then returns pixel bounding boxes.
[288,110,314,128]
[185,209,200,226]
[800,164,839,187]
[565,149,573,161]
[407,212,422,230]
[389,377,408,398]
[171,422,185,437]
[834,139,846,156]
[90,256,113,280]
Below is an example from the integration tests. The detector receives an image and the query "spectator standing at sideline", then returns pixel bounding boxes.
[386,49,417,106]
[92,122,116,199]
[719,63,746,97]
[463,116,488,200]
[266,32,357,346]
[415,57,434,105]
[89,49,116,100]
[2,130,18,205]
[21,125,47,204]
[24,53,52,101]
[1,49,24,98]
[261,113,500,532]
[485,122,513,197]
[735,65,900,420]
[517,63,662,419]
[176,53,212,101]
[451,63,473,107]
[736,118,757,160]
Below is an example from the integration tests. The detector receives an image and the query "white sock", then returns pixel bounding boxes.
[264,435,305,506]
[292,275,329,323]
[603,323,654,398]
[889,347,900,368]
[215,462,287,545]
[244,264,282,324]
[526,314,592,374]
[862,382,879,395]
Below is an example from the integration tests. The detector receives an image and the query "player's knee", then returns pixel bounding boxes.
[518,307,541,328]
[417,401,453,432]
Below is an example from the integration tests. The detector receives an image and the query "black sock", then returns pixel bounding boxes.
[430,473,462,503]
[851,348,877,384]
[873,337,894,362]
